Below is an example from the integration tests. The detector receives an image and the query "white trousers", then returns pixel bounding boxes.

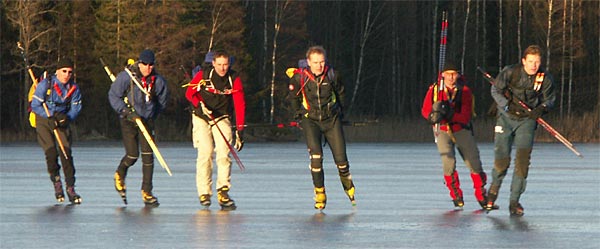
[192,114,232,197]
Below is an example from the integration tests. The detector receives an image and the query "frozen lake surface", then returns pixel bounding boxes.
[1,141,599,248]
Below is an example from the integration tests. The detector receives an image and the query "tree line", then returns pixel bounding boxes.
[1,0,598,142]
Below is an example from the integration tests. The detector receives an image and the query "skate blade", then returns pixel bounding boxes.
[117,191,127,205]
[71,198,82,205]
[144,202,160,208]
[485,204,499,213]
[220,205,237,211]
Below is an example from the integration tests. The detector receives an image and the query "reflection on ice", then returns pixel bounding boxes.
[0,142,598,248]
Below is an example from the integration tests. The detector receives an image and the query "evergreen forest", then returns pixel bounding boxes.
[2,0,598,142]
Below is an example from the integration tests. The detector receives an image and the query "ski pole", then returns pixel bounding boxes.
[432,11,449,143]
[124,67,151,97]
[99,58,116,82]
[42,103,69,160]
[134,117,172,176]
[17,42,39,89]
[17,42,69,159]
[477,66,583,158]
[101,61,174,175]
[179,65,192,81]
[199,101,245,171]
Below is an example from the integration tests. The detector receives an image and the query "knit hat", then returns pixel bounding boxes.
[139,49,155,64]
[56,57,73,69]
[442,62,459,72]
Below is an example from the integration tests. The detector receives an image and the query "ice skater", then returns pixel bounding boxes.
[487,45,556,216]
[421,62,492,210]
[109,49,169,207]
[30,58,83,204]
[287,45,355,210]
[184,50,246,210]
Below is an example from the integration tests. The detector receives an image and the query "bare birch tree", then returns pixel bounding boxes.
[461,0,471,71]
[568,0,574,116]
[546,0,553,71]
[5,0,57,128]
[349,0,383,114]
[262,0,268,121]
[269,0,290,123]
[208,1,225,51]
[560,0,567,117]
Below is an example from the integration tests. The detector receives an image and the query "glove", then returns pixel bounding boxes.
[120,108,140,122]
[529,105,547,120]
[428,101,452,125]
[54,112,69,128]
[234,130,244,152]
[48,116,58,130]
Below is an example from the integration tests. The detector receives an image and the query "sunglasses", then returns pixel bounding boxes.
[62,70,73,74]
[140,62,154,66]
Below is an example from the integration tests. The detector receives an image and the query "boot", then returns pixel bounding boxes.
[314,187,327,210]
[486,185,500,211]
[509,201,524,216]
[114,172,127,204]
[471,172,487,209]
[217,187,236,210]
[340,175,356,206]
[66,186,82,204]
[199,194,211,207]
[141,190,159,207]
[444,172,463,209]
[52,175,65,203]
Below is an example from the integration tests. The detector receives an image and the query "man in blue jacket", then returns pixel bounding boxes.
[108,49,168,206]
[31,58,82,204]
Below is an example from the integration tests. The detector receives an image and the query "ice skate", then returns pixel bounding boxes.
[53,176,65,203]
[452,198,464,210]
[199,194,211,208]
[509,201,524,216]
[340,176,356,206]
[114,172,127,204]
[66,186,82,205]
[485,192,500,212]
[142,190,159,207]
[217,187,236,211]
[313,187,327,210]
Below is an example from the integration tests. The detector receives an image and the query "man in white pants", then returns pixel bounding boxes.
[185,50,245,210]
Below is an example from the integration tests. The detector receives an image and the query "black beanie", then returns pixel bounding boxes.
[57,58,73,69]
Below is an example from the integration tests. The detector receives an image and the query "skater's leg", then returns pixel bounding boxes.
[193,115,215,206]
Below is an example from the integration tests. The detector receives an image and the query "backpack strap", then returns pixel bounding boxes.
[509,64,544,93]
[201,68,238,95]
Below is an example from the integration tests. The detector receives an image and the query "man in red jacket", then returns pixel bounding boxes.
[421,63,492,210]
[185,50,245,210]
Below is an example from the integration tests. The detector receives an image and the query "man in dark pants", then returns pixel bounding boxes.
[31,58,82,204]
[108,49,168,206]
[288,45,355,210]
[487,45,556,216]
[421,63,491,210]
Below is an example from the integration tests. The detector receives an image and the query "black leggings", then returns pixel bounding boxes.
[300,116,349,187]
[117,118,155,192]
